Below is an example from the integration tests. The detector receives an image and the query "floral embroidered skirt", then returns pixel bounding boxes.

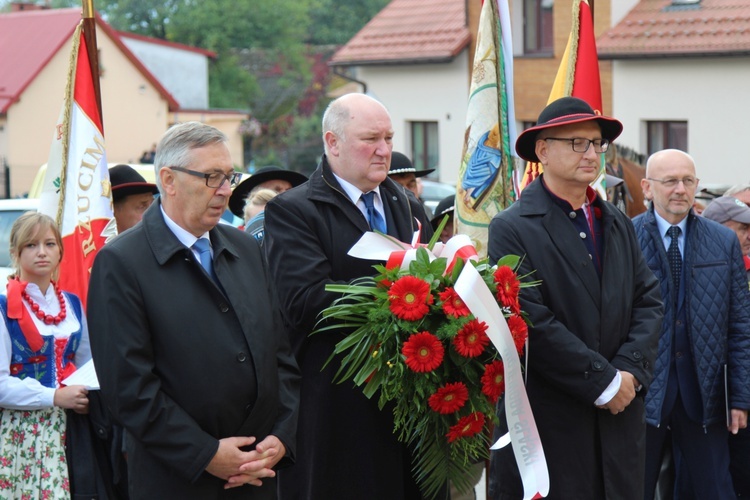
[0,407,70,499]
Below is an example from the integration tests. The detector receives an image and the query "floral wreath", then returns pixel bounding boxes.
[317,228,538,497]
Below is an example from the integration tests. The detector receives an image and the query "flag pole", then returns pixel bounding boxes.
[81,0,103,128]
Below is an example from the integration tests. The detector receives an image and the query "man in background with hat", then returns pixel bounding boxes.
[702,195,750,498]
[702,195,750,272]
[388,151,435,217]
[488,96,662,499]
[431,195,455,244]
[109,164,159,233]
[228,166,307,238]
[633,150,750,499]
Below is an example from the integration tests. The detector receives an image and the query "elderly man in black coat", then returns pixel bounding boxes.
[264,93,434,499]
[487,97,663,499]
[88,122,300,499]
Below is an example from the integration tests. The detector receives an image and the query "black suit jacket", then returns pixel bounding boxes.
[88,201,300,500]
[264,156,434,499]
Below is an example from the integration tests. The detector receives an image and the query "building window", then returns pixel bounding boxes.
[524,0,554,55]
[647,121,688,155]
[410,122,439,176]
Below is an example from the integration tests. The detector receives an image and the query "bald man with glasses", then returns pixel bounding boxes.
[633,148,750,499]
[87,122,300,499]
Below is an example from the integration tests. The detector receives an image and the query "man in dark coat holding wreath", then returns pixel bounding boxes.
[487,97,663,499]
[264,93,434,499]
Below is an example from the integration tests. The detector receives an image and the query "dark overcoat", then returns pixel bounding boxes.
[487,177,662,500]
[264,156,434,500]
[87,201,300,500]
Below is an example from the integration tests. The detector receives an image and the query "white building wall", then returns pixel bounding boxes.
[611,0,640,25]
[121,38,209,109]
[612,57,750,187]
[357,50,470,185]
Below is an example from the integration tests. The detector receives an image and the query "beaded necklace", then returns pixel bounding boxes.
[20,281,67,325]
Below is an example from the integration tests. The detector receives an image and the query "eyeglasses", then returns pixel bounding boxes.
[543,137,610,154]
[170,166,242,189]
[646,177,699,189]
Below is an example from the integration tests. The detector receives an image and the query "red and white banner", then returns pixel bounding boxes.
[39,22,113,309]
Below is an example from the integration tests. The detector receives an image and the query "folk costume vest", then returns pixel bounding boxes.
[0,292,83,388]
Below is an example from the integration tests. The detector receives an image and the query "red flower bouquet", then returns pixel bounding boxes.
[318,240,536,498]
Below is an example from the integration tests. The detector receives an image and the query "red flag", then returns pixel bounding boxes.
[520,0,602,191]
[39,21,114,309]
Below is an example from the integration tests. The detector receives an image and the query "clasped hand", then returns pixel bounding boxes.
[205,435,286,489]
[597,371,639,415]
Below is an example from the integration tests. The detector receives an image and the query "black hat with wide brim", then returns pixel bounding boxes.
[430,195,455,229]
[515,96,623,163]
[228,166,308,217]
[388,151,435,177]
[110,164,158,202]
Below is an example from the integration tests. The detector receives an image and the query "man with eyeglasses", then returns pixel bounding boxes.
[487,96,662,499]
[633,149,750,499]
[87,121,301,499]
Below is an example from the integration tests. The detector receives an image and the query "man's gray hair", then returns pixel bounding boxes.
[321,98,349,155]
[153,121,227,195]
[724,184,750,197]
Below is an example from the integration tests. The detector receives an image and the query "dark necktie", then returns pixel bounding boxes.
[193,238,217,281]
[667,226,682,294]
[361,191,387,233]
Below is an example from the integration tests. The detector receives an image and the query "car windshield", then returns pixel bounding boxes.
[0,209,26,267]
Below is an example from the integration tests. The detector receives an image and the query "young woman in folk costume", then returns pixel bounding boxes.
[0,212,90,498]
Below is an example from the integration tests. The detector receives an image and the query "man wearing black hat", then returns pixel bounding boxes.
[388,151,435,217]
[431,195,455,243]
[488,96,662,499]
[228,166,307,240]
[109,164,159,233]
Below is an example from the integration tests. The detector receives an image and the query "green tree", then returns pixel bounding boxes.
[306,0,389,45]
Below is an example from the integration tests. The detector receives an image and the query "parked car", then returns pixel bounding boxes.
[0,198,40,283]
[420,179,455,213]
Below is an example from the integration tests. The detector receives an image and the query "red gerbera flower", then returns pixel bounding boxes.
[428,382,469,414]
[507,315,528,355]
[453,319,489,358]
[388,275,434,321]
[481,360,505,403]
[446,412,486,443]
[402,331,444,372]
[494,265,521,312]
[438,287,470,318]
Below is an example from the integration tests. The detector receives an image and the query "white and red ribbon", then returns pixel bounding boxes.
[454,264,549,500]
[347,230,479,275]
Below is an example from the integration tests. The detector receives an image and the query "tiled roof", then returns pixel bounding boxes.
[330,0,471,66]
[0,8,80,113]
[0,8,178,113]
[598,0,750,58]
